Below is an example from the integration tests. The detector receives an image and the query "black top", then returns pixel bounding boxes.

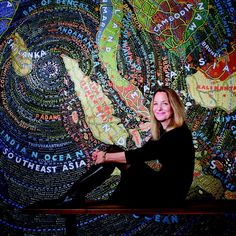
[123,123,195,204]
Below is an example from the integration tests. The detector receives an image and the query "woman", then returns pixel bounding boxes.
[28,87,195,208]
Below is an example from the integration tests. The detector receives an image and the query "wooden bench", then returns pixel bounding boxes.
[22,200,236,236]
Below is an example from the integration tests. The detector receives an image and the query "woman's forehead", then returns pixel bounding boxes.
[154,92,169,101]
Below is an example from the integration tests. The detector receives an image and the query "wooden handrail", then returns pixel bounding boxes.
[22,200,236,236]
[22,200,236,215]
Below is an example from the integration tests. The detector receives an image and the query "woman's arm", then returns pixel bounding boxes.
[92,138,161,165]
[92,150,126,165]
[105,152,127,163]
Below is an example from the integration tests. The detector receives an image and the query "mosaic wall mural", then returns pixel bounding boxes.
[0,0,235,235]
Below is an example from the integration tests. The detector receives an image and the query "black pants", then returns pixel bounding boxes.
[70,162,161,207]
[110,162,161,206]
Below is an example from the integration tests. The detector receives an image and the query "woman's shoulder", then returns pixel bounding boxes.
[177,123,191,131]
[166,123,192,137]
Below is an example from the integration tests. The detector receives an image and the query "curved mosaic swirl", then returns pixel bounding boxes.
[0,0,235,235]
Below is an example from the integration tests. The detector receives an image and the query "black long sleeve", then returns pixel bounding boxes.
[125,123,195,166]
[109,123,195,205]
[124,123,195,199]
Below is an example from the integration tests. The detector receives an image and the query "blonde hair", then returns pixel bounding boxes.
[150,87,186,140]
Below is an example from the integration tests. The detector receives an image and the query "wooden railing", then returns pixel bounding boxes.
[22,200,236,236]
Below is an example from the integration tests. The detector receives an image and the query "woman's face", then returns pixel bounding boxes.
[153,92,173,129]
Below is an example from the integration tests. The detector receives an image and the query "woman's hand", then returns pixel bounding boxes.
[92,150,106,165]
[92,149,127,165]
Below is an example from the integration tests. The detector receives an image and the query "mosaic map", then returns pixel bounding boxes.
[0,0,235,235]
